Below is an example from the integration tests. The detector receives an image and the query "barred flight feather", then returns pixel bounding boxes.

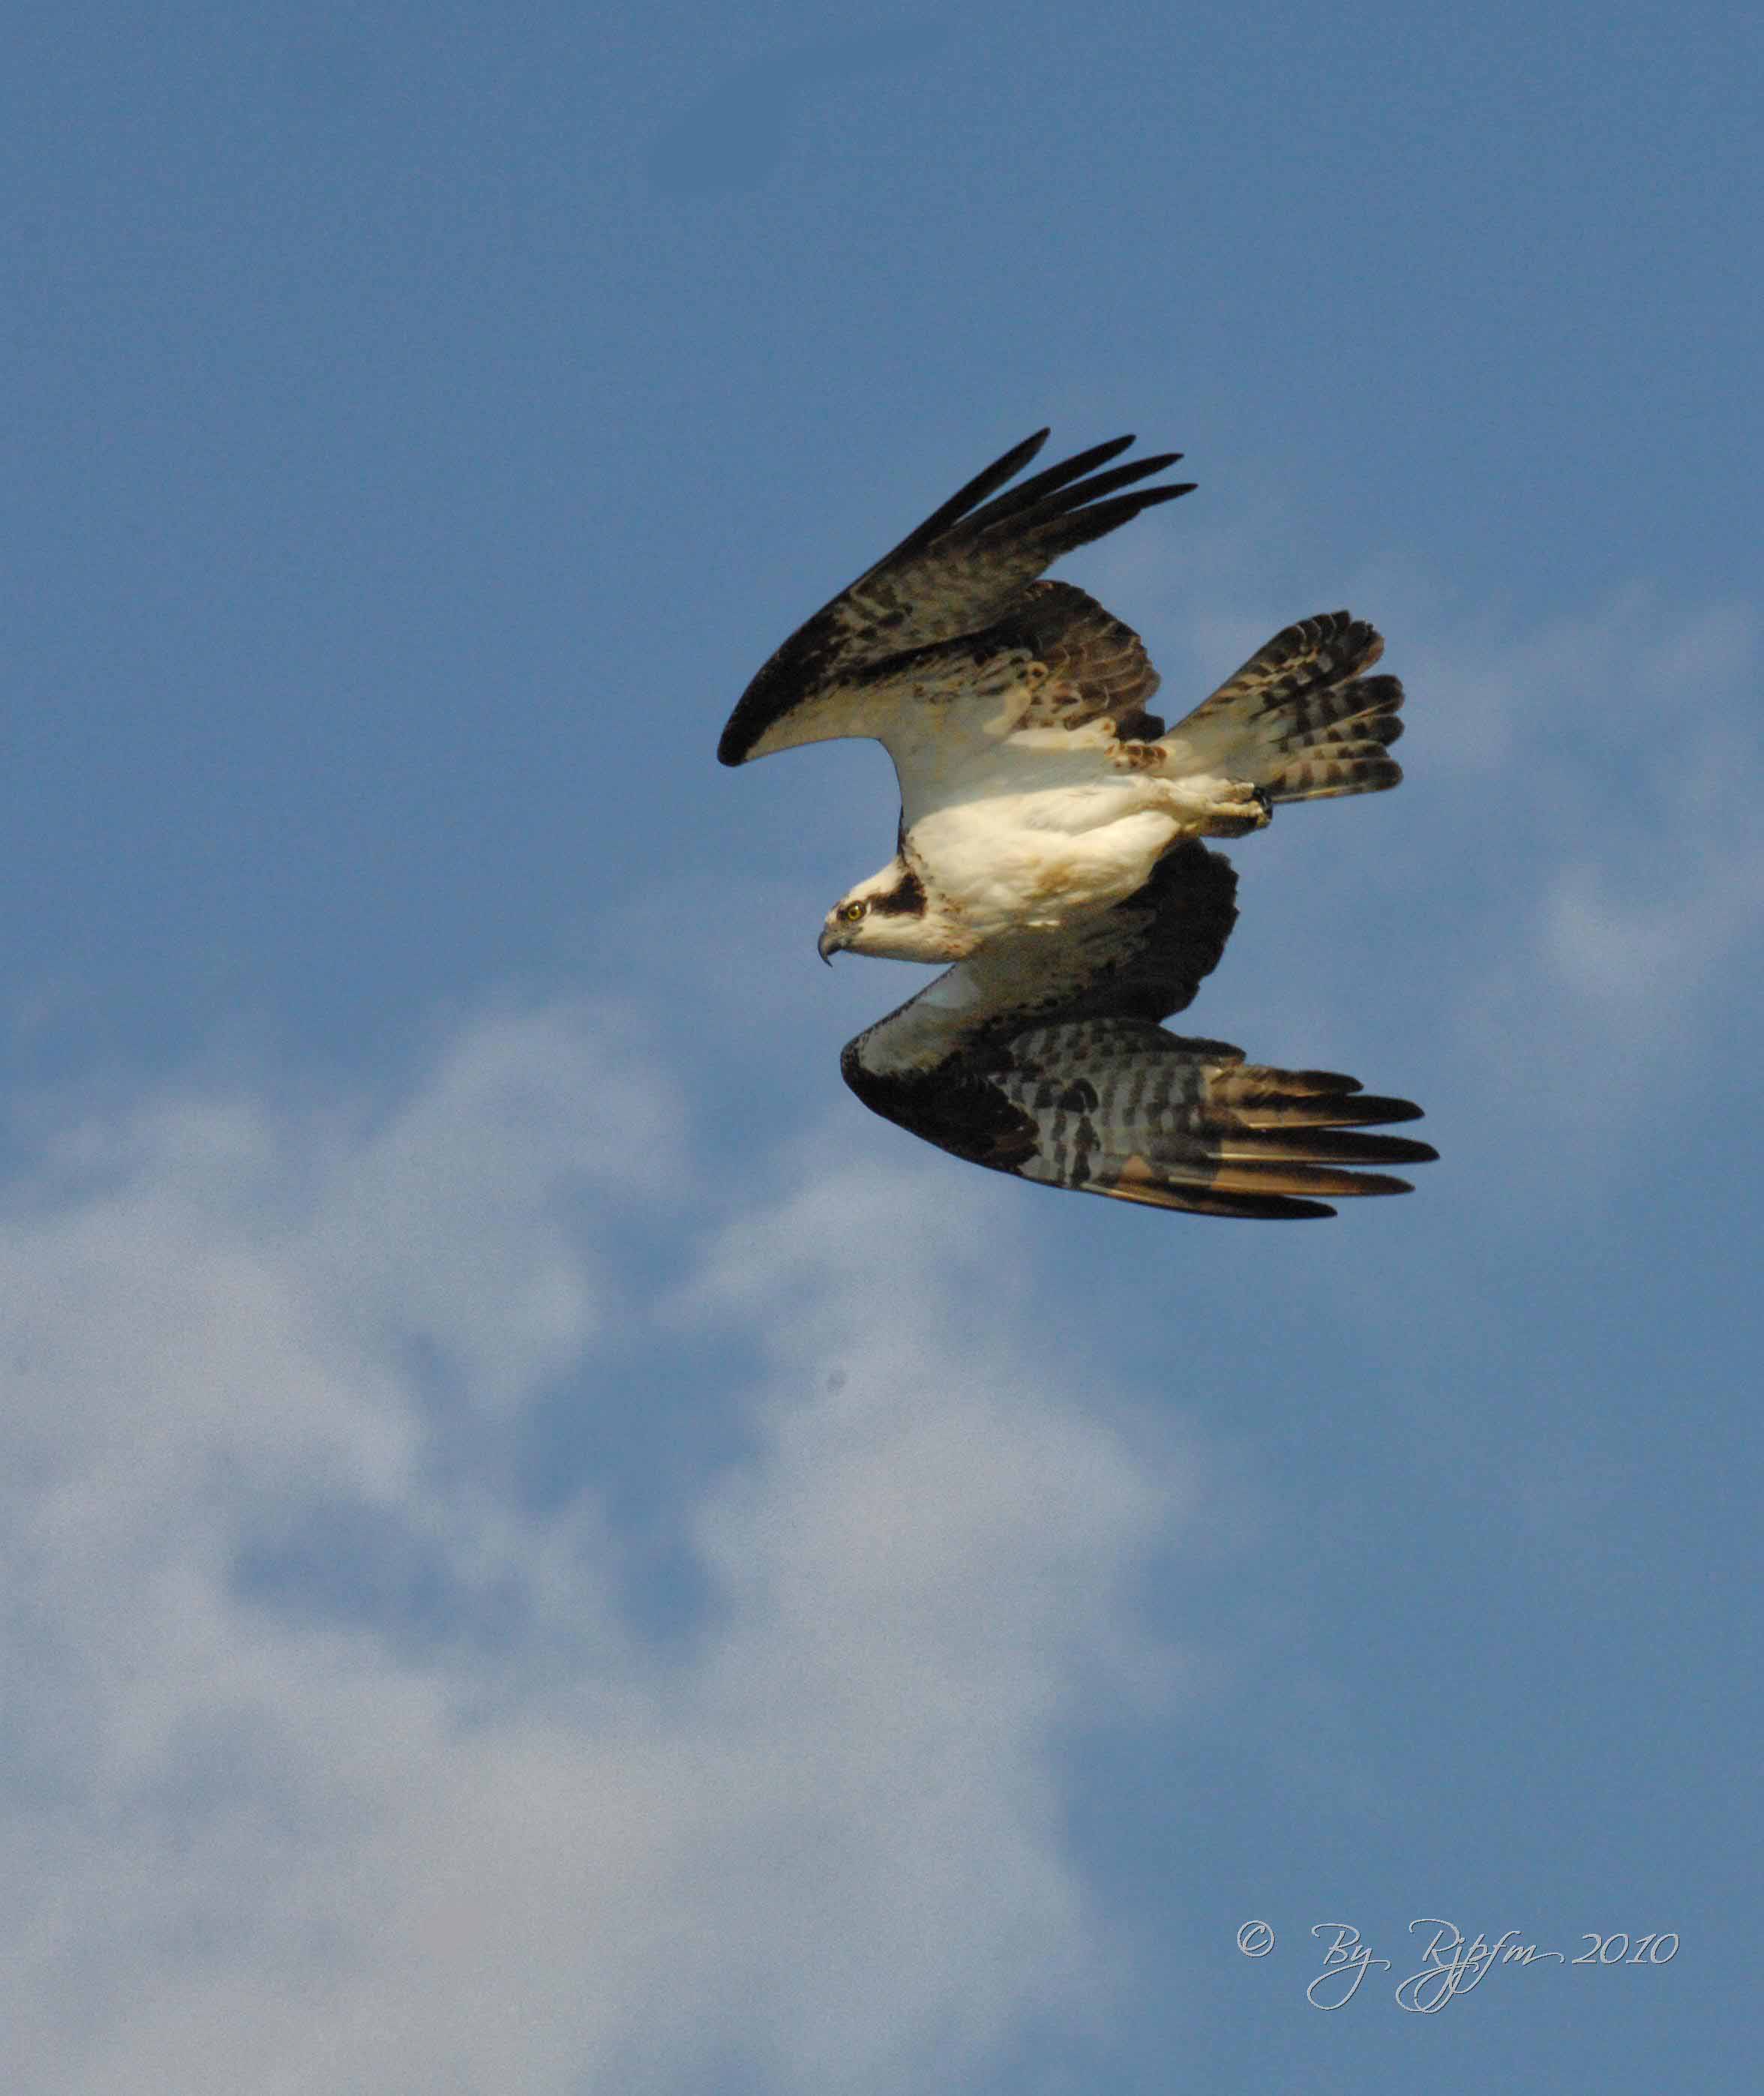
[722,427,1438,1221]
[838,846,1436,1222]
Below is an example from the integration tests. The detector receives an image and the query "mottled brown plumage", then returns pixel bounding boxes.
[722,428,1436,1219]
[998,580,1168,742]
[717,432,1193,767]
[723,431,1414,971]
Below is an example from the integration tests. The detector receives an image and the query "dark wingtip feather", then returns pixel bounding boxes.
[998,427,1053,473]
[877,428,1055,566]
[1207,1192,1340,1220]
[1033,484,1196,564]
[976,452,1188,536]
[964,433,1143,527]
[1216,1129,1438,1168]
[1351,1134,1437,1165]
[1109,1182,1341,1220]
[1087,484,1198,524]
[1345,1094,1427,1126]
[1281,1069,1365,1093]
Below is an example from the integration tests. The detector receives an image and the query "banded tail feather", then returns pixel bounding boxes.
[1162,611,1405,805]
[722,426,1438,1222]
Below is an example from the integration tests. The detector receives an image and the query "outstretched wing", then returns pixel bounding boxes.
[974,1030,1436,1219]
[718,430,1193,766]
[842,844,1436,1219]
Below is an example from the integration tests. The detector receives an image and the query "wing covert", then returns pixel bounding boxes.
[719,430,1195,766]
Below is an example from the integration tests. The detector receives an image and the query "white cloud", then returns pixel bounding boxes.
[9,546,1754,2088]
[1112,516,1764,1147]
[0,1003,1192,2096]
[1426,592,1764,1135]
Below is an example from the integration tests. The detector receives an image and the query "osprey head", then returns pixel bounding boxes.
[818,859,966,964]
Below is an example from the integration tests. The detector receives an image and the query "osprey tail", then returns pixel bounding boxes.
[1162,612,1403,804]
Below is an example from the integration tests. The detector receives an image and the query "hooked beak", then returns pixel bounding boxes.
[817,922,839,966]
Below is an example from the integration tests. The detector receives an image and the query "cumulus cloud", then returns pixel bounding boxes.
[0,1003,1191,2096]
[8,545,1756,2088]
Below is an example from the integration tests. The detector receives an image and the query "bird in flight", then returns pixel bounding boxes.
[719,429,1436,1219]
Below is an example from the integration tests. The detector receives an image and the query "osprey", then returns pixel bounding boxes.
[719,429,1436,1219]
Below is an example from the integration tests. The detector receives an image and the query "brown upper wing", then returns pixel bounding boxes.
[718,430,1193,765]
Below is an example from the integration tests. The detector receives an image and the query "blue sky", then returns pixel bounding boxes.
[3,2,1760,2089]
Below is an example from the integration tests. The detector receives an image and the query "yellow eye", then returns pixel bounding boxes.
[838,900,867,924]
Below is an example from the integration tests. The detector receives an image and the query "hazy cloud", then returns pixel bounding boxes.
[1,1003,1187,2095]
[1105,515,1764,1144]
